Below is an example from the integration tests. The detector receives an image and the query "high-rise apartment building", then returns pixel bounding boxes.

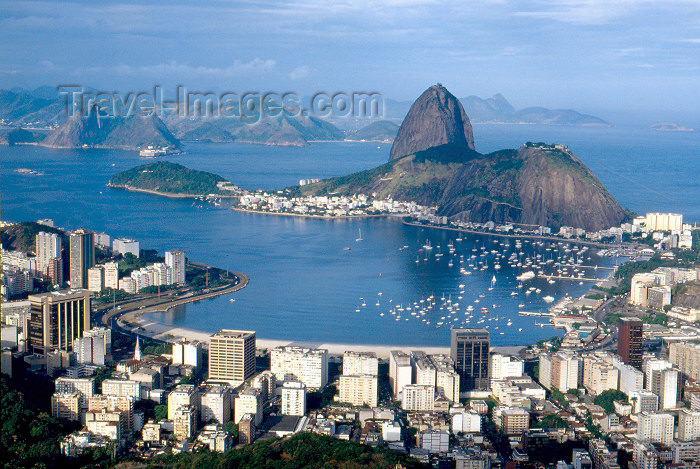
[200,385,232,424]
[540,351,581,391]
[389,350,413,400]
[234,388,263,426]
[401,384,435,411]
[342,351,378,376]
[450,328,490,393]
[678,409,700,441]
[165,250,186,285]
[29,289,92,354]
[618,317,644,369]
[636,412,674,445]
[490,353,524,380]
[208,330,256,385]
[669,342,700,382]
[69,229,94,289]
[36,231,62,284]
[339,374,378,407]
[168,384,199,422]
[270,346,328,390]
[281,381,307,416]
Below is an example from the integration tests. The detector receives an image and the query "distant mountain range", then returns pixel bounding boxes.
[385,93,610,126]
[1,86,610,150]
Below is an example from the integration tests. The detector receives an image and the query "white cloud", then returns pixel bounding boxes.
[289,65,310,80]
[76,59,276,78]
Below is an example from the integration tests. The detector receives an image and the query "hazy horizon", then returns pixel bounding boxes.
[2,1,700,125]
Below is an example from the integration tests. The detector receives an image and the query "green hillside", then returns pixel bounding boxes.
[109,161,229,196]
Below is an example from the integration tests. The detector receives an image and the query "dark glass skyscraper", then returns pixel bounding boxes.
[618,317,644,369]
[450,328,490,392]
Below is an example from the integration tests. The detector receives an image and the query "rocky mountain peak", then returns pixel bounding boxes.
[389,84,475,161]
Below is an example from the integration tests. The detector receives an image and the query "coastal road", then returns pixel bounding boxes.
[95,267,249,345]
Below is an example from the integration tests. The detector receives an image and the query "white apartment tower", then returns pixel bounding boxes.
[281,381,307,416]
[389,350,413,400]
[270,346,328,390]
[636,412,674,445]
[165,250,186,285]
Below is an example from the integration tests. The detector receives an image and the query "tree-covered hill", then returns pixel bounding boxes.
[148,432,429,469]
[108,161,231,196]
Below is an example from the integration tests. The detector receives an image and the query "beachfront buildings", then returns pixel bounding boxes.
[339,351,379,407]
[28,289,92,354]
[208,330,256,386]
[165,249,186,285]
[450,328,490,393]
[69,229,95,289]
[645,213,683,232]
[389,350,413,400]
[270,346,328,391]
[172,340,202,369]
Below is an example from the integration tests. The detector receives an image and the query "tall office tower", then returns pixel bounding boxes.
[165,250,186,285]
[208,330,256,385]
[270,346,329,391]
[28,290,92,354]
[618,317,644,369]
[451,328,490,392]
[389,350,413,400]
[69,229,94,289]
[36,231,62,276]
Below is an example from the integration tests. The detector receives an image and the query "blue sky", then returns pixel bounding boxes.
[2,0,700,116]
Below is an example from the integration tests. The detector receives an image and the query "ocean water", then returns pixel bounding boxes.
[1,124,697,346]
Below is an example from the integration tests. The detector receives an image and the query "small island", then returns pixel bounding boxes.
[648,122,695,132]
[108,161,240,198]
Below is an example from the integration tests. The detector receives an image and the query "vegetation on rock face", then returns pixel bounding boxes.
[298,141,625,231]
[1,221,67,252]
[109,161,229,195]
[149,432,429,469]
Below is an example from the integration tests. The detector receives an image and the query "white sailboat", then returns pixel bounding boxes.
[355,228,363,242]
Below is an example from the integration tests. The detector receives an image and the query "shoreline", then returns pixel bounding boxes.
[403,220,635,249]
[106,183,238,199]
[120,316,527,359]
[231,206,390,220]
